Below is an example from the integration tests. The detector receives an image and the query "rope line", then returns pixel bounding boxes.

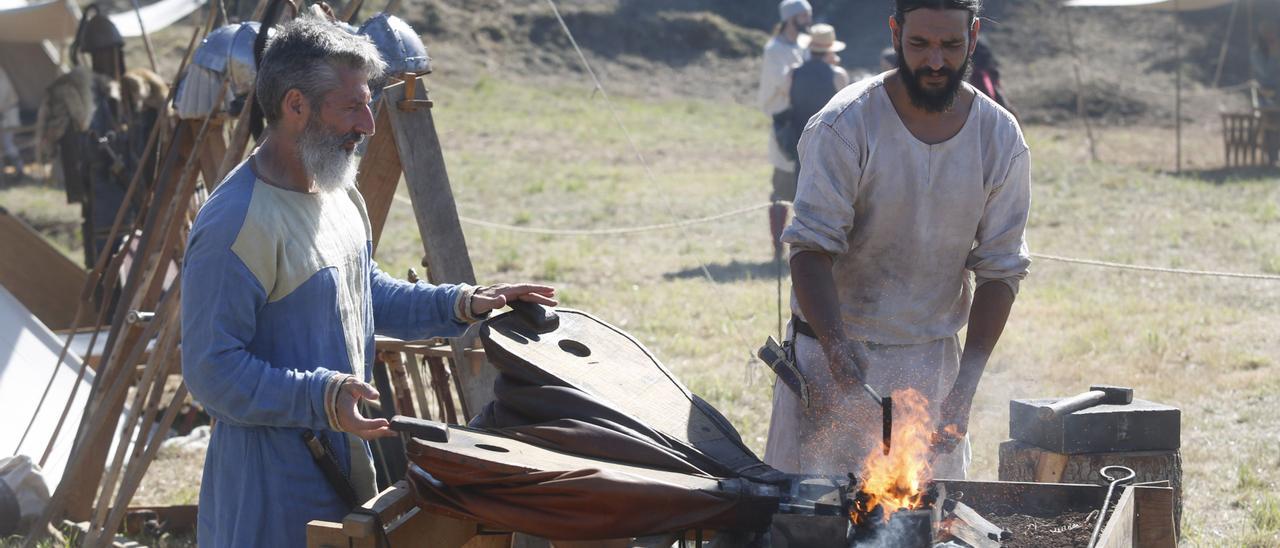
[393,194,1279,281]
[545,0,659,185]
[396,194,776,235]
[1031,253,1280,281]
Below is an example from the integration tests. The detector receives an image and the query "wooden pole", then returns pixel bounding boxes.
[1062,6,1099,163]
[357,104,404,253]
[383,78,477,285]
[1212,0,1241,89]
[129,0,160,73]
[1175,0,1183,174]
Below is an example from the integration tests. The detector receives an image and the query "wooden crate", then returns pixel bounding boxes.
[936,479,1176,548]
[998,438,1183,537]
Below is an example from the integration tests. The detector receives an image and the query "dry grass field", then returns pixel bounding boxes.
[3,63,1278,548]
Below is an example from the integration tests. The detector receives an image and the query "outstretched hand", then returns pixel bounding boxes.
[335,380,393,440]
[470,283,558,316]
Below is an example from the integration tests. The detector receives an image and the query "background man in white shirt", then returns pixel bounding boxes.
[758,0,811,258]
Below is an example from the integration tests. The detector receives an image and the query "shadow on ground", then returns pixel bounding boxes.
[664,259,788,283]
[1165,165,1280,184]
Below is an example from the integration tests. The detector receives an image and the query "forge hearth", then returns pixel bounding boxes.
[765,476,1174,547]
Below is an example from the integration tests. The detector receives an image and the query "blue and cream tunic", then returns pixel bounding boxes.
[181,158,475,547]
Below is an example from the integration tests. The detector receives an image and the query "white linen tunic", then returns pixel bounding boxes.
[766,75,1031,477]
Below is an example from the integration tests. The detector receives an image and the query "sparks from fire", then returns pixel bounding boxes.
[850,388,954,524]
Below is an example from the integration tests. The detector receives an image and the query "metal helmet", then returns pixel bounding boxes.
[79,10,124,53]
[358,13,431,76]
[193,22,263,96]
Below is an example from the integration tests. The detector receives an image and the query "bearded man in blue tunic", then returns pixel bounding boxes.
[181,16,556,547]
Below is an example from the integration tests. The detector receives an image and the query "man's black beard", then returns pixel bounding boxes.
[895,46,971,113]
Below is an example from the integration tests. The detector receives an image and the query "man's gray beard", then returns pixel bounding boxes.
[298,119,359,192]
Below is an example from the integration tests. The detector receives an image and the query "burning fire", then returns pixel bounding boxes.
[850,388,940,524]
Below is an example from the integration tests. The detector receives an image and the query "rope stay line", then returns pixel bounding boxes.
[393,194,777,235]
[394,194,1280,282]
[1030,253,1280,281]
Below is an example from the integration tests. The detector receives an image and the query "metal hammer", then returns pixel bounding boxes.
[1037,385,1133,421]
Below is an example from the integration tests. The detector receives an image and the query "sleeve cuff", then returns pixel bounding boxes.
[453,284,492,324]
[325,374,354,431]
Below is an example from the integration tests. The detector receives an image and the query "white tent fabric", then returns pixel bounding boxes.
[1064,0,1236,10]
[109,0,207,38]
[0,285,96,491]
[0,0,78,43]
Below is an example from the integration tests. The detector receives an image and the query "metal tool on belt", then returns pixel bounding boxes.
[757,336,894,455]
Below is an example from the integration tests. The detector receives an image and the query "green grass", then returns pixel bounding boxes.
[5,75,1279,545]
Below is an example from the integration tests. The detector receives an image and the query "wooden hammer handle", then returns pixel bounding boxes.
[1037,389,1105,420]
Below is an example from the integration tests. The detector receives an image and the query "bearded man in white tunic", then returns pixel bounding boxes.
[765,0,1031,479]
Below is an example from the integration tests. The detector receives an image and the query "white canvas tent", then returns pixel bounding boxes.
[0,0,206,110]
[0,284,100,491]
[0,0,75,110]
[109,0,207,38]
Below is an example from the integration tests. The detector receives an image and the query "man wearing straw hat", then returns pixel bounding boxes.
[776,23,850,164]
[759,0,812,259]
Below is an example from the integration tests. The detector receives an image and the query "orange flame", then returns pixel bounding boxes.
[852,388,935,523]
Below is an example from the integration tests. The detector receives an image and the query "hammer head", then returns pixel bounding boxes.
[1089,385,1134,405]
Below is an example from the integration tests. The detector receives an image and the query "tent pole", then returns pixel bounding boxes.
[1212,0,1241,89]
[1175,0,1182,174]
[129,0,160,73]
[1248,0,1258,108]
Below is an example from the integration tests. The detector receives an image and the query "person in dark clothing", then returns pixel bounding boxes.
[777,24,850,174]
[968,40,1017,119]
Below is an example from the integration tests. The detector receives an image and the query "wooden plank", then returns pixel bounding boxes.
[381,76,497,420]
[1033,450,1069,483]
[451,335,493,422]
[196,120,226,188]
[0,208,94,330]
[382,77,476,286]
[462,534,513,548]
[424,355,460,424]
[403,351,433,423]
[384,351,417,418]
[357,105,403,253]
[306,520,351,548]
[342,481,419,538]
[1133,485,1177,548]
[1095,485,1136,548]
[387,509,479,548]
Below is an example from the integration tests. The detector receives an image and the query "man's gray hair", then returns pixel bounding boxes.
[256,16,387,126]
